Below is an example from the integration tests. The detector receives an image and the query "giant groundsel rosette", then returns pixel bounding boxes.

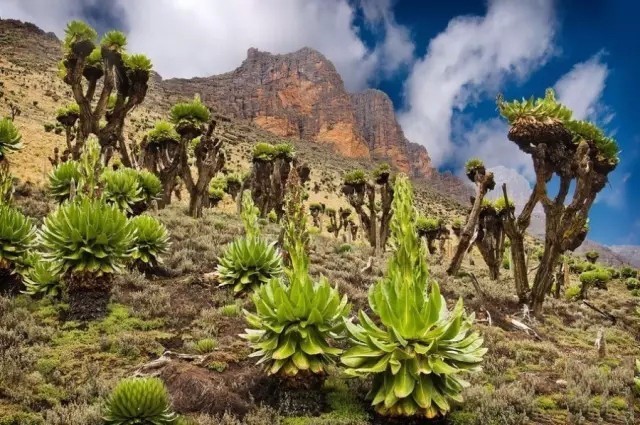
[341,174,486,419]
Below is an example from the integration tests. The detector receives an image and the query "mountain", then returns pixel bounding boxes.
[608,246,640,267]
[160,47,434,178]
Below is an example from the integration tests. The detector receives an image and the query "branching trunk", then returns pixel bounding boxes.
[180,121,225,218]
[342,172,393,256]
[447,170,495,276]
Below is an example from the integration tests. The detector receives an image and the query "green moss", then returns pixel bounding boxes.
[206,361,227,373]
[219,303,240,317]
[607,397,629,410]
[283,378,368,425]
[448,411,479,424]
[0,411,43,425]
[535,396,557,410]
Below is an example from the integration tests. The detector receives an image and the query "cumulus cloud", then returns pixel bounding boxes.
[0,0,414,90]
[398,0,556,167]
[554,52,610,122]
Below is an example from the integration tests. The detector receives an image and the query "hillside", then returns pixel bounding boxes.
[0,17,639,425]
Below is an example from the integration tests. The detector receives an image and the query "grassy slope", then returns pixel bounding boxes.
[0,20,639,425]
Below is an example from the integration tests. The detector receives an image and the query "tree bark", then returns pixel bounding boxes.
[447,171,494,276]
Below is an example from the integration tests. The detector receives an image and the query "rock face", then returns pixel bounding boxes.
[351,89,432,177]
[161,48,433,176]
[161,47,369,158]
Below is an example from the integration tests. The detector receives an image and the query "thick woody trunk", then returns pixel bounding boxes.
[447,171,494,276]
[510,233,529,302]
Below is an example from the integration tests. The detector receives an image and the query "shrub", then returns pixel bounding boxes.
[129,215,170,266]
[626,278,640,290]
[343,169,367,186]
[415,216,443,234]
[169,96,210,124]
[579,269,611,287]
[242,176,349,379]
[102,168,144,214]
[464,158,484,180]
[100,30,127,51]
[585,250,599,263]
[103,377,178,424]
[620,267,638,279]
[0,117,22,160]
[148,121,179,143]
[137,170,162,204]
[20,253,62,296]
[342,175,485,419]
[252,142,276,161]
[123,53,153,71]
[48,160,82,203]
[40,198,135,276]
[578,269,611,298]
[335,243,352,254]
[63,20,97,50]
[502,255,510,270]
[193,338,217,354]
[216,237,282,294]
[0,205,36,270]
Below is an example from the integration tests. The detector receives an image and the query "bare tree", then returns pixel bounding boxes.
[498,89,619,315]
[447,159,495,276]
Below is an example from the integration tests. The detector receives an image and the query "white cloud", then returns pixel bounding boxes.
[457,118,534,181]
[0,0,414,91]
[398,0,557,167]
[554,52,610,121]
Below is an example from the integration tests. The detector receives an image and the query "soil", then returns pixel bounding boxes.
[0,269,23,296]
[369,410,448,425]
[66,287,111,321]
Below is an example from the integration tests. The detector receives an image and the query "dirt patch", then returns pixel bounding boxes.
[0,270,23,296]
[160,358,273,418]
[369,410,447,425]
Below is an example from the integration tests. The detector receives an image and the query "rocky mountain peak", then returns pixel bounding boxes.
[160,47,434,175]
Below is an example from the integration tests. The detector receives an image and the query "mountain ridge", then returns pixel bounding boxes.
[160,46,434,178]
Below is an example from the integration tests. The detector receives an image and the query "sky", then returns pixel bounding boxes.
[1,0,638,246]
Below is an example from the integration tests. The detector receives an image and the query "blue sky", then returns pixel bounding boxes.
[1,0,638,246]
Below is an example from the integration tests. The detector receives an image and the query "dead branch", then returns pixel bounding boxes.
[582,300,617,324]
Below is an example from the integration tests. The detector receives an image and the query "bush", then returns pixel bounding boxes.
[415,216,443,234]
[20,253,62,296]
[342,175,485,419]
[579,269,611,287]
[0,117,22,159]
[48,160,82,203]
[40,198,135,276]
[343,169,367,186]
[129,215,170,266]
[102,168,144,214]
[620,267,638,279]
[626,278,640,290]
[103,377,177,424]
[0,205,36,269]
[243,179,349,379]
[136,170,162,203]
[216,236,282,294]
[148,121,179,143]
[585,250,599,263]
[123,53,153,71]
[170,96,210,124]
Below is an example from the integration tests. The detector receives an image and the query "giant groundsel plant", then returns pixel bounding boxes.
[242,168,350,381]
[342,174,486,419]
